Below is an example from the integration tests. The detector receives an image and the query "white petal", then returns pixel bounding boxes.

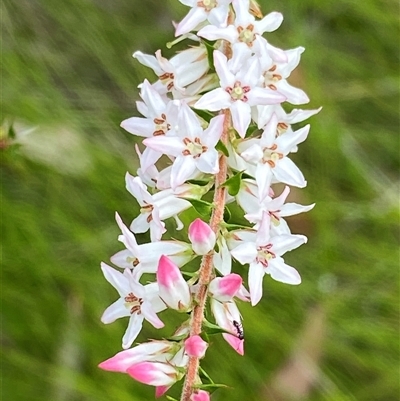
[122,314,145,349]
[230,242,257,264]
[255,163,273,202]
[273,157,307,188]
[133,51,163,75]
[279,202,315,217]
[231,100,251,138]
[277,80,309,105]
[110,249,136,269]
[203,114,224,147]
[143,136,184,157]
[141,301,165,329]
[175,7,207,36]
[120,117,154,137]
[277,124,310,154]
[247,86,286,106]
[255,11,283,33]
[197,25,238,43]
[194,88,231,111]
[101,262,130,296]
[197,149,219,174]
[214,50,235,88]
[249,262,265,306]
[208,5,230,27]
[268,257,301,285]
[271,234,307,256]
[101,298,130,324]
[171,156,197,189]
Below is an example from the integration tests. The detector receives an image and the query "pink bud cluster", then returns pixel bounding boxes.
[98,1,319,400]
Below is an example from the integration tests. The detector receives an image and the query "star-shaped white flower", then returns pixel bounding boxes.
[111,212,193,279]
[175,0,232,36]
[194,50,285,137]
[238,112,310,193]
[198,0,283,50]
[100,263,166,349]
[144,102,224,189]
[133,47,208,95]
[230,212,306,305]
[236,177,314,233]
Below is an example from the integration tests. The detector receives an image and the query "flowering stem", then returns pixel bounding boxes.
[180,109,231,401]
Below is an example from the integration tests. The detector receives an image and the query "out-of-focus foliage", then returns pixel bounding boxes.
[2,0,399,400]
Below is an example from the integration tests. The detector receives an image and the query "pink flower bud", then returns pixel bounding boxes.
[155,385,171,398]
[209,273,242,302]
[157,255,191,311]
[127,362,180,386]
[190,390,210,401]
[188,218,216,255]
[184,335,208,358]
[98,341,174,373]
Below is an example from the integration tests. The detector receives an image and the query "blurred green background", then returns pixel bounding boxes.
[2,0,399,400]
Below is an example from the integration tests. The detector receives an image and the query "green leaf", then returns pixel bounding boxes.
[223,206,231,222]
[166,396,179,401]
[195,383,229,391]
[223,222,251,231]
[183,198,213,218]
[194,109,215,124]
[221,171,244,196]
[215,140,229,157]
[201,38,216,73]
[202,319,230,335]
[199,366,214,384]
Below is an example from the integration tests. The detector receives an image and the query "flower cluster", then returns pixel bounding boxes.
[98,1,319,400]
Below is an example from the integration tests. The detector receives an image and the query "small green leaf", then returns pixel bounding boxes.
[194,109,214,124]
[166,333,188,342]
[221,171,244,196]
[223,223,251,231]
[223,206,231,222]
[215,140,229,157]
[201,38,216,73]
[202,319,230,335]
[184,198,213,218]
[195,383,229,390]
[199,366,214,384]
[166,396,179,401]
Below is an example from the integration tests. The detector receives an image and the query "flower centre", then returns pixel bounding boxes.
[159,72,175,91]
[256,244,276,268]
[198,0,217,11]
[226,81,250,102]
[262,144,283,168]
[140,203,155,223]
[124,292,143,314]
[153,113,171,136]
[182,137,208,158]
[126,256,140,268]
[237,25,256,47]
[277,122,289,136]
[263,65,282,90]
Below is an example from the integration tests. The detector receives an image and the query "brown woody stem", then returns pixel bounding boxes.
[179,109,231,401]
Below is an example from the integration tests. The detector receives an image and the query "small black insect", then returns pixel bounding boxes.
[232,320,244,340]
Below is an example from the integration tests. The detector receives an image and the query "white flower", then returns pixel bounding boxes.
[175,0,232,36]
[133,47,208,95]
[194,50,285,137]
[100,263,166,349]
[112,212,193,279]
[144,102,224,189]
[238,113,310,191]
[230,212,306,305]
[198,0,283,50]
